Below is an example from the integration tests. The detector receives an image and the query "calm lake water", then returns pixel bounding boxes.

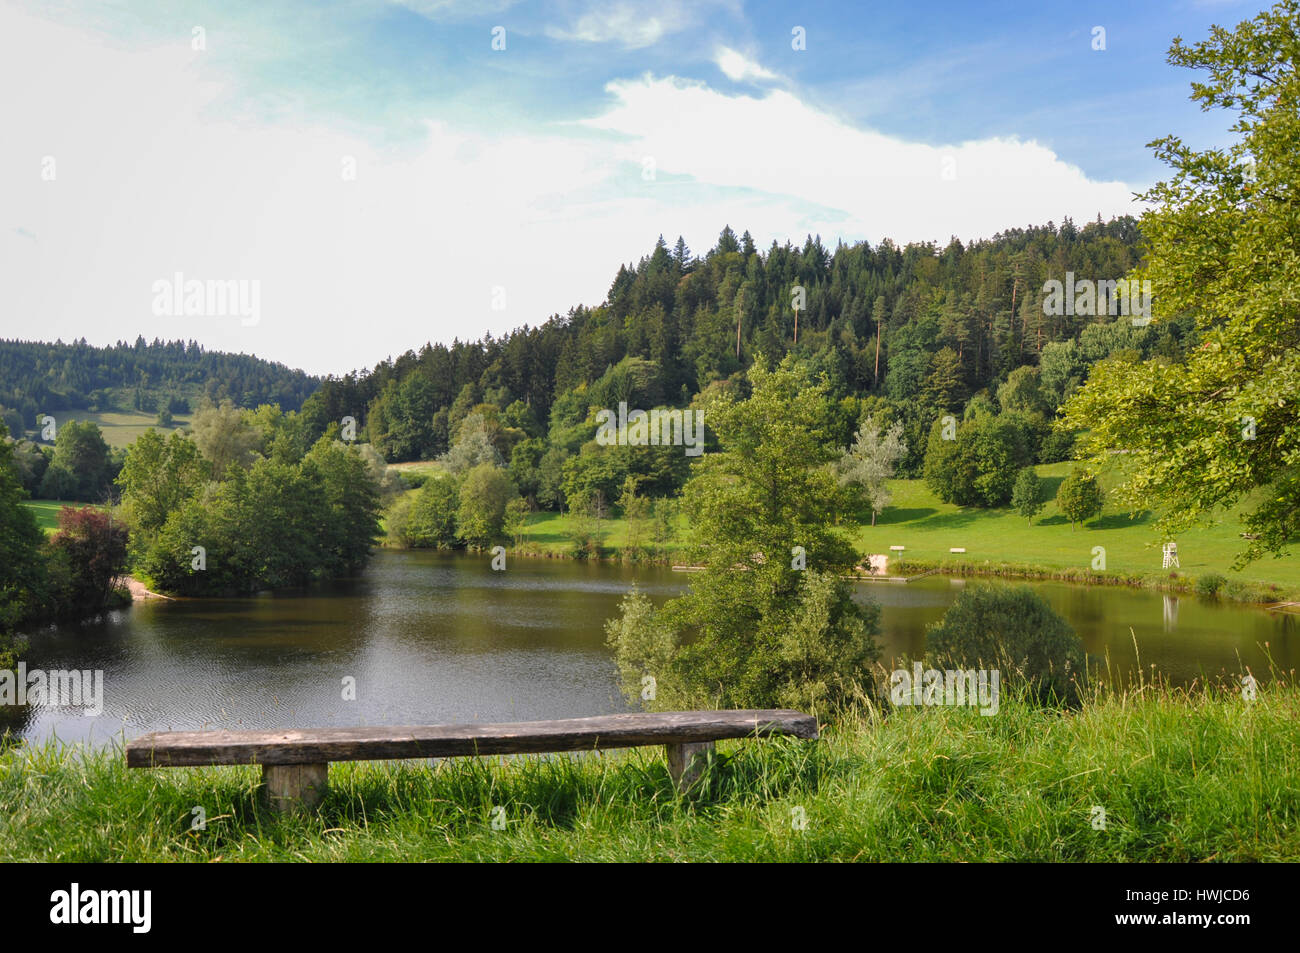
[7,550,1298,745]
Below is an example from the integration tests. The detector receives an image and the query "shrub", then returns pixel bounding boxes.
[398,477,459,548]
[504,497,530,549]
[455,463,516,548]
[566,502,607,559]
[925,584,1085,704]
[1224,578,1252,601]
[1056,467,1104,529]
[46,507,129,617]
[607,569,880,714]
[1039,427,1076,464]
[605,586,679,707]
[1196,573,1227,597]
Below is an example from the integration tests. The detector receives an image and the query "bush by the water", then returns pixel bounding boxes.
[1,423,130,642]
[387,475,459,548]
[1197,573,1227,597]
[604,358,881,714]
[925,584,1085,703]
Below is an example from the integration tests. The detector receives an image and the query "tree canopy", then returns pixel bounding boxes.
[1062,0,1300,565]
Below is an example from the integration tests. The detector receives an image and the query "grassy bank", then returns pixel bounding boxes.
[852,463,1300,596]
[4,680,1296,862]
[395,461,1297,600]
[877,559,1296,605]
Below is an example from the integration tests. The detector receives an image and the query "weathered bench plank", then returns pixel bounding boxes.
[127,710,816,813]
[126,709,817,768]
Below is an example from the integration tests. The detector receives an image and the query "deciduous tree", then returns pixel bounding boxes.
[1061,1,1300,564]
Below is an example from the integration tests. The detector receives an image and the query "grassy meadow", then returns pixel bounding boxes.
[852,463,1300,594]
[20,499,76,533]
[385,459,1298,598]
[4,678,1294,862]
[23,409,190,450]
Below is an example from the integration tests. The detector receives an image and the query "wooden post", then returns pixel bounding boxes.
[665,741,714,790]
[262,763,328,814]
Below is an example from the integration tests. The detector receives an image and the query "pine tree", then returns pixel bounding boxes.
[871,295,887,387]
[672,236,691,272]
[923,346,965,413]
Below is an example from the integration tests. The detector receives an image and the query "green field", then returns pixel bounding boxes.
[853,462,1299,593]
[484,462,1298,595]
[20,500,75,533]
[3,681,1295,862]
[23,410,190,450]
[20,499,103,534]
[387,460,446,476]
[517,509,682,553]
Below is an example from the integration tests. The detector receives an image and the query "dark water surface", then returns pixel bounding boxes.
[10,550,1297,745]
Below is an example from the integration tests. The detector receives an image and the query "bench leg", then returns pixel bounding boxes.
[263,763,329,814]
[665,741,714,790]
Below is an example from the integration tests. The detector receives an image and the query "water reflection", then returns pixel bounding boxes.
[12,551,1297,746]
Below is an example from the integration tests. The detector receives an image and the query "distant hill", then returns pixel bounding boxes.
[307,216,1178,478]
[0,338,319,432]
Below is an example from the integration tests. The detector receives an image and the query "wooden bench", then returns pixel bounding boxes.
[126,709,818,813]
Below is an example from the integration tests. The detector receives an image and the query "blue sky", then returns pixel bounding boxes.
[0,0,1266,374]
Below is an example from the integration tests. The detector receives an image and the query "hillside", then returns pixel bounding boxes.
[0,338,319,439]
[308,218,1159,480]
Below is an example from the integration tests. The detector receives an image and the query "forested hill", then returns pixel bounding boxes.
[0,338,319,424]
[305,215,1190,469]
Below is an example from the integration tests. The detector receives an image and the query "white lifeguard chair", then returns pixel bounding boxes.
[1162,541,1180,569]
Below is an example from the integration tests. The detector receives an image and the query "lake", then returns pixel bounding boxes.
[7,550,1297,745]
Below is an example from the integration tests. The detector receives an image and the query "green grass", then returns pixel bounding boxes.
[516,510,683,556]
[4,679,1296,861]
[852,463,1300,594]
[23,410,190,450]
[386,459,446,475]
[19,500,82,533]
[436,462,1298,595]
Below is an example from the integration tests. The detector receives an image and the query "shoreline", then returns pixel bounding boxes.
[122,576,173,601]
[380,540,1298,609]
[882,557,1299,607]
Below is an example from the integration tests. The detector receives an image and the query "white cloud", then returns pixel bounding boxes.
[714,46,777,83]
[583,75,1138,244]
[0,4,1140,377]
[389,0,519,19]
[545,0,698,48]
